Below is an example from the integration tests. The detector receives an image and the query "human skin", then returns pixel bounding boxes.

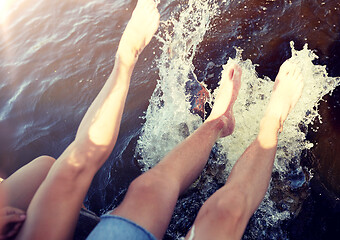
[14,0,160,239]
[111,60,303,240]
[186,60,303,240]
[111,63,242,239]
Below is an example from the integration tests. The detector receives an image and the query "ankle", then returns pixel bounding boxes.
[260,115,281,134]
[116,40,140,67]
[257,116,280,148]
[205,115,232,138]
[204,116,224,132]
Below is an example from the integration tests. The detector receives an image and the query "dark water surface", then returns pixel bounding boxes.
[0,0,339,239]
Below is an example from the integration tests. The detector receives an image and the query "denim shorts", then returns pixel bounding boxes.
[86,214,157,240]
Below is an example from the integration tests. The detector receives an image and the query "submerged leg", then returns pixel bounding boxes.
[187,60,304,240]
[112,64,242,239]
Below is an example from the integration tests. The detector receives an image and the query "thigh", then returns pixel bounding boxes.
[3,156,55,211]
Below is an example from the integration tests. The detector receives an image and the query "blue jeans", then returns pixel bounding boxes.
[86,214,157,240]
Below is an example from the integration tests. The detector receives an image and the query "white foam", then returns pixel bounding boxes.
[136,0,218,170]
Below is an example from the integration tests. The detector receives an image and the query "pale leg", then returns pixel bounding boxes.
[2,156,55,211]
[16,1,160,239]
[187,60,304,240]
[112,64,242,239]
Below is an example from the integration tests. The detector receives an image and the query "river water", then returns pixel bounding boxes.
[0,0,339,239]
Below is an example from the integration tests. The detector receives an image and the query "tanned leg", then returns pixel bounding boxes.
[187,60,304,240]
[112,63,242,239]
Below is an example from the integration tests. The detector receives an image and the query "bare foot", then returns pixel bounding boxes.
[265,60,304,132]
[117,0,160,66]
[206,63,242,138]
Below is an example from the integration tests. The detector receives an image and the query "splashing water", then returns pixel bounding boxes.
[136,0,340,239]
[220,41,339,174]
[219,43,340,239]
[136,0,219,169]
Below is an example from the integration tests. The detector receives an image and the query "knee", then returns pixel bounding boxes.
[30,155,56,177]
[199,188,248,229]
[216,190,248,223]
[128,170,180,202]
[53,140,104,182]
[34,155,56,167]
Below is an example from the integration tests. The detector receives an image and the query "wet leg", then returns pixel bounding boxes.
[187,60,304,240]
[112,64,242,239]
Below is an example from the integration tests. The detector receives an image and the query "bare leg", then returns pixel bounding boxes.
[0,183,6,233]
[16,1,160,239]
[2,156,55,211]
[187,60,304,240]
[112,64,242,239]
